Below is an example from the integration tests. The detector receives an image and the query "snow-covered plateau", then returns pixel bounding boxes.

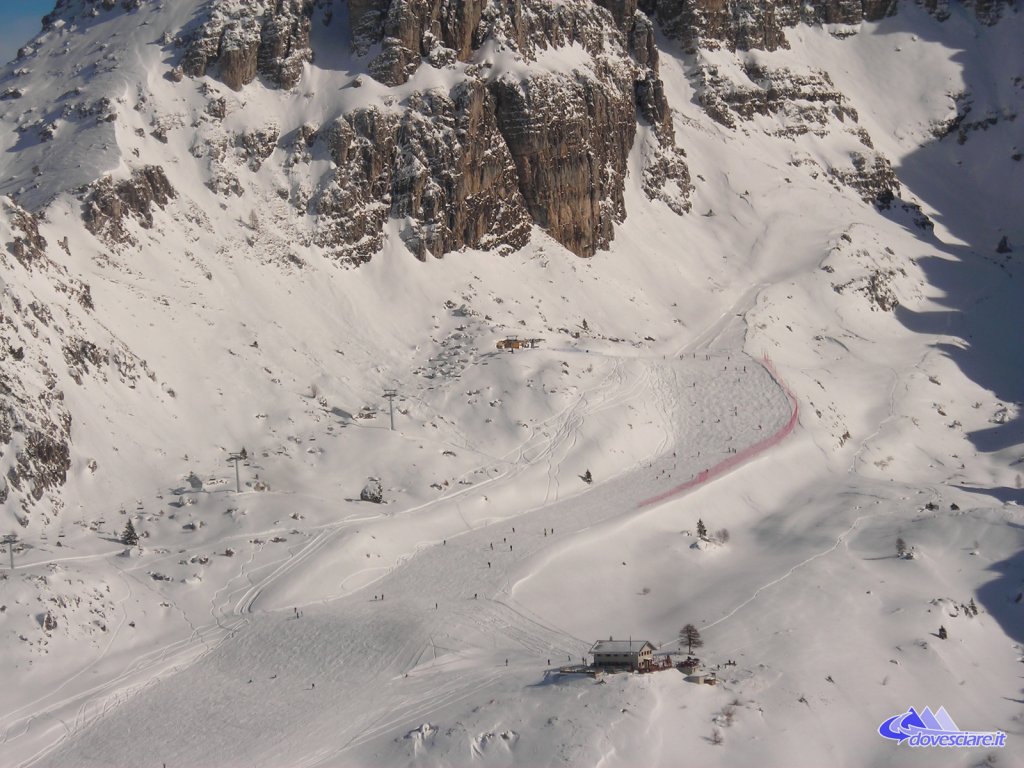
[0,0,1022,766]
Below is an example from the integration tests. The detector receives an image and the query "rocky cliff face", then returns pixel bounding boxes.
[178,0,690,258]
[177,0,1009,261]
[492,68,636,257]
[311,80,533,262]
[7,0,1010,266]
[101,0,1011,262]
[922,0,1013,23]
[182,0,314,90]
[0,203,71,519]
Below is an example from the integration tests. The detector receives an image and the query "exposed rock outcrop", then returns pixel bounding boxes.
[650,0,898,53]
[1,200,73,518]
[314,106,399,263]
[367,0,487,85]
[42,0,148,29]
[168,0,697,258]
[6,204,48,269]
[698,63,857,132]
[2,197,160,521]
[127,0,1010,261]
[359,0,620,86]
[921,0,1012,23]
[237,125,281,171]
[393,82,532,259]
[656,0,792,52]
[696,60,902,207]
[182,0,313,90]
[931,90,1017,146]
[828,151,900,208]
[83,166,176,247]
[360,477,384,503]
[649,0,1012,54]
[595,0,640,29]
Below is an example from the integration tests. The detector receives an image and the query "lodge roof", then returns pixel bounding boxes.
[590,639,655,654]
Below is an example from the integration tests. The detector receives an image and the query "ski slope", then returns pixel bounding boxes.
[7,339,797,766]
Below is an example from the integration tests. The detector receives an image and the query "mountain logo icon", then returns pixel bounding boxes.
[878,707,1006,748]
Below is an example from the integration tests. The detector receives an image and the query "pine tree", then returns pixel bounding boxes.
[696,519,707,540]
[121,519,139,546]
[896,537,907,557]
[968,598,978,616]
[938,625,947,640]
[680,623,704,654]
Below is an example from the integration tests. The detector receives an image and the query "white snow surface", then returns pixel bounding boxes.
[1,2,1023,767]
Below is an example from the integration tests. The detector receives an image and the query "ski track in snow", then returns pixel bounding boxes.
[698,508,872,635]
[0,352,622,764]
[20,338,797,767]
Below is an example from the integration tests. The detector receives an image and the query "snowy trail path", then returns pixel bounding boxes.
[699,508,875,634]
[684,282,767,354]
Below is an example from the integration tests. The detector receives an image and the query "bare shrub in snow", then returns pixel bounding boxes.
[714,705,735,727]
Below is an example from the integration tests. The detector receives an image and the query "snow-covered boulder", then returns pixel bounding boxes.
[360,477,384,504]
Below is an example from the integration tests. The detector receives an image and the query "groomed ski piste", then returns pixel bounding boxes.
[1,2,1023,767]
[4,300,802,767]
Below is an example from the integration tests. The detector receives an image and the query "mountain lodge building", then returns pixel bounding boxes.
[589,639,656,671]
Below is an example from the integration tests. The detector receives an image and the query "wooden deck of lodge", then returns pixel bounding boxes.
[559,664,600,677]
[560,656,675,676]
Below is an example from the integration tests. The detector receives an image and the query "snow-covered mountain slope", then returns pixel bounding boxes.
[1,1,1022,766]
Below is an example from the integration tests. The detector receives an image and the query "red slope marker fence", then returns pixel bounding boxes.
[637,353,799,508]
